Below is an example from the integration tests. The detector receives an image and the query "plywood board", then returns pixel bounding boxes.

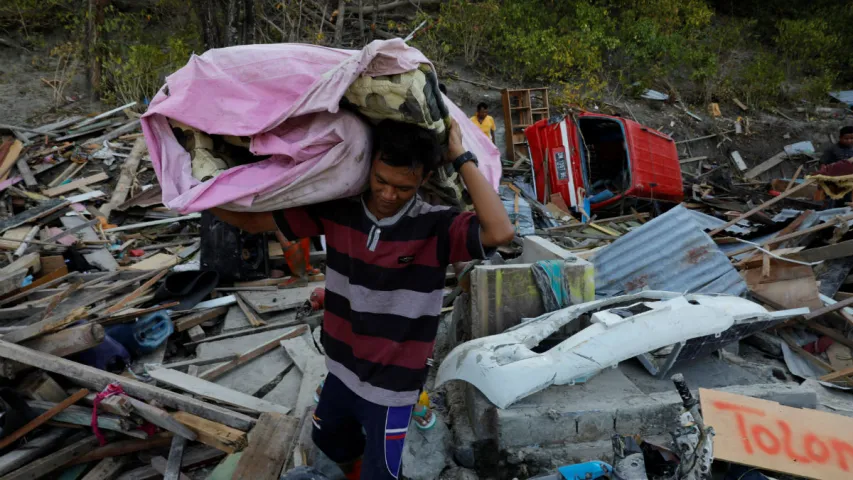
[742,261,823,310]
[129,253,178,271]
[148,367,291,415]
[196,331,294,395]
[701,388,853,480]
[0,227,33,250]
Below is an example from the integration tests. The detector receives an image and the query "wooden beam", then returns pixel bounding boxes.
[104,214,201,233]
[708,179,816,236]
[793,239,853,263]
[1,306,89,344]
[80,455,131,480]
[802,294,853,321]
[172,411,248,453]
[150,455,191,480]
[0,340,255,430]
[744,151,789,179]
[103,268,168,315]
[147,367,292,415]
[43,172,109,197]
[174,307,229,332]
[114,446,224,480]
[183,321,302,347]
[0,140,23,181]
[235,293,265,327]
[163,435,187,480]
[1,434,100,480]
[0,388,89,450]
[0,428,71,476]
[123,395,197,440]
[199,326,306,381]
[158,355,239,370]
[102,137,145,218]
[231,413,299,480]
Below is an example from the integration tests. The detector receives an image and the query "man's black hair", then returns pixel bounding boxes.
[374,120,441,176]
[841,126,853,136]
[477,102,489,111]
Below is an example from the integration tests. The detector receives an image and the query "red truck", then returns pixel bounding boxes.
[525,112,683,213]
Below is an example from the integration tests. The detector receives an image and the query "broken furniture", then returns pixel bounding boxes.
[501,87,550,164]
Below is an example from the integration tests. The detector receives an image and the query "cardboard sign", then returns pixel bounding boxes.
[701,388,853,480]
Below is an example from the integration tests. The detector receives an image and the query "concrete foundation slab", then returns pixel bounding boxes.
[464,361,817,449]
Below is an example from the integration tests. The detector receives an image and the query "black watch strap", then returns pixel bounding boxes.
[452,151,478,172]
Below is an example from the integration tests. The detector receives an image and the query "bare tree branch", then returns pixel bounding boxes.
[361,0,440,14]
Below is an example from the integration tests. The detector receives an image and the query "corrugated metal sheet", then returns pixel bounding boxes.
[772,209,803,223]
[687,210,755,236]
[593,205,747,297]
[830,91,853,106]
[798,207,853,229]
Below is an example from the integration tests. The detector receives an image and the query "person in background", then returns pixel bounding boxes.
[821,126,853,164]
[470,102,496,144]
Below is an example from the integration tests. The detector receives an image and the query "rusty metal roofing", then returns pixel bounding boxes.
[593,205,747,297]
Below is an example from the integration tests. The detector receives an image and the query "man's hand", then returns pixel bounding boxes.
[444,119,466,164]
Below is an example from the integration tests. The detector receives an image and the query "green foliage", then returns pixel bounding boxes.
[435,0,499,65]
[736,52,785,108]
[0,0,75,36]
[101,36,194,106]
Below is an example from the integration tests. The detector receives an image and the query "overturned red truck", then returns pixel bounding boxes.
[525,112,684,213]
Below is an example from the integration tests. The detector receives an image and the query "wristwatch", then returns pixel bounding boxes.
[452,151,478,172]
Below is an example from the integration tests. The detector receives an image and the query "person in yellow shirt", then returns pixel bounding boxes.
[470,102,496,144]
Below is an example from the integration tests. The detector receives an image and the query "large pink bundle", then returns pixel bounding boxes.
[141,39,500,213]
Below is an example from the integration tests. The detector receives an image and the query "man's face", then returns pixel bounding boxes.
[367,155,426,218]
[477,108,488,121]
[841,133,853,148]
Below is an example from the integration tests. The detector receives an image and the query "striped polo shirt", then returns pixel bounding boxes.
[273,195,489,406]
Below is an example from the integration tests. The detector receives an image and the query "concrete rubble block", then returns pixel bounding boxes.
[469,238,594,339]
[465,366,818,450]
[402,417,452,480]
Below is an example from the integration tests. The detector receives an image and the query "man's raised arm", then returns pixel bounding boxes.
[446,120,515,248]
[209,208,277,234]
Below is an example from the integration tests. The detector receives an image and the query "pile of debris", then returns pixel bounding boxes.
[0,110,338,479]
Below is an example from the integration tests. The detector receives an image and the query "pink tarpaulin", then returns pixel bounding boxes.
[142,39,500,213]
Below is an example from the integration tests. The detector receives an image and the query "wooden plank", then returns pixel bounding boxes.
[1,434,100,480]
[150,455,191,480]
[28,400,141,437]
[708,179,816,236]
[163,435,187,480]
[1,252,41,277]
[819,365,853,383]
[102,137,145,218]
[199,326,306,381]
[803,294,853,321]
[128,253,178,271]
[159,355,239,370]
[2,306,89,344]
[793,239,853,264]
[123,396,197,440]
[147,368,291,415]
[281,335,327,425]
[12,226,39,257]
[174,307,228,332]
[105,214,201,233]
[0,388,89,450]
[0,428,71,476]
[232,413,299,480]
[0,199,69,234]
[183,321,302,347]
[701,387,853,480]
[172,411,248,454]
[15,158,36,187]
[43,172,109,197]
[726,212,853,258]
[187,325,205,343]
[69,434,173,466]
[114,446,224,480]
[103,268,168,315]
[80,456,130,480]
[235,293,265,327]
[0,140,23,181]
[0,340,255,430]
[744,151,789,179]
